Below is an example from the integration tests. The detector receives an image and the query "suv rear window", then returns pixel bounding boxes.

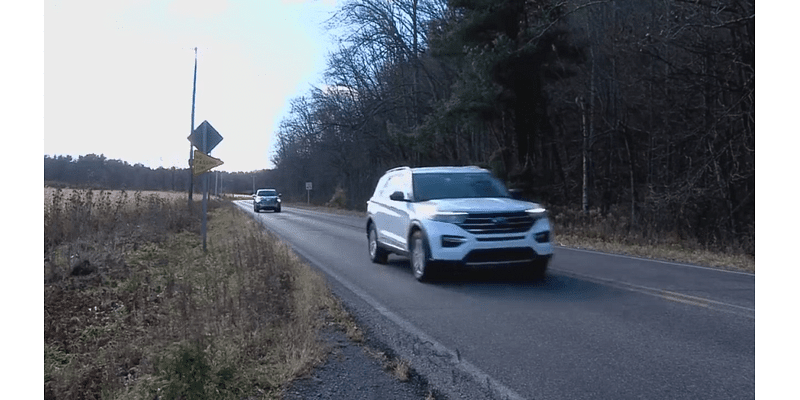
[413,173,510,201]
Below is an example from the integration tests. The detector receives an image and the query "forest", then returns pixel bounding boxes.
[270,0,754,253]
[45,0,754,254]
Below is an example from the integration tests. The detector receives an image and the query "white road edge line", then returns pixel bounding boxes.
[291,245,528,400]
[234,201,526,400]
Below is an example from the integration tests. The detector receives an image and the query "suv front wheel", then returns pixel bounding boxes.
[411,231,434,282]
[368,223,388,264]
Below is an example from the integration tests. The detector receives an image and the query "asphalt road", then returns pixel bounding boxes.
[235,202,755,400]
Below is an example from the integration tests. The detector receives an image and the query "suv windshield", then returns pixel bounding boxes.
[413,173,510,201]
[257,190,277,196]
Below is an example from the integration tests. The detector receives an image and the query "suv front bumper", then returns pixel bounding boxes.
[254,199,280,210]
[420,218,553,267]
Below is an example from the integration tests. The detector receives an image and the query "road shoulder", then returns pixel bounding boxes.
[283,324,434,400]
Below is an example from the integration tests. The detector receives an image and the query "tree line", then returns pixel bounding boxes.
[270,0,754,252]
[44,154,277,195]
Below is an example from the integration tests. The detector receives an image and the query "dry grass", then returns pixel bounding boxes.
[388,358,411,382]
[556,233,755,273]
[44,188,347,399]
[364,348,411,383]
[551,207,755,273]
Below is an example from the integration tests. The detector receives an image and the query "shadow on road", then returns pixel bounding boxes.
[382,257,614,303]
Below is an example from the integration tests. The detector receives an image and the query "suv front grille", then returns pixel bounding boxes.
[463,248,535,266]
[457,212,534,235]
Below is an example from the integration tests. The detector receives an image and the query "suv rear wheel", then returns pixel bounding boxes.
[368,223,388,264]
[411,231,434,282]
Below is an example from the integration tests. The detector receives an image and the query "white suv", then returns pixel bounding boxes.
[366,166,553,281]
[253,188,282,213]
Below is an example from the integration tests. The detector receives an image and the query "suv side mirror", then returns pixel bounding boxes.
[389,191,406,201]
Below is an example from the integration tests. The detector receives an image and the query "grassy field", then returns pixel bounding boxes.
[44,188,358,399]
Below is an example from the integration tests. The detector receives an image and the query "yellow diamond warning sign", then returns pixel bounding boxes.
[193,150,223,176]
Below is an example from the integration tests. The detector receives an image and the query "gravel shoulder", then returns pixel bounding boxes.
[283,325,434,400]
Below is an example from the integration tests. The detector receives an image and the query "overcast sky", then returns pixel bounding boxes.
[44,0,339,172]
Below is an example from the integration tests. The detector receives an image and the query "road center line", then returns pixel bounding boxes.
[554,268,755,319]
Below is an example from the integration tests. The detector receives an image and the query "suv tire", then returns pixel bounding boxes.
[368,224,389,264]
[411,230,434,282]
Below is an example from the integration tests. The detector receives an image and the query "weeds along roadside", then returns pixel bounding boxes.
[548,205,755,273]
[44,189,349,399]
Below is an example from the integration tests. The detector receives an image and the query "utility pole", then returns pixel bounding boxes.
[188,47,198,209]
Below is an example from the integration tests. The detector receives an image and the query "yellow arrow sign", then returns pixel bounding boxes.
[193,150,224,176]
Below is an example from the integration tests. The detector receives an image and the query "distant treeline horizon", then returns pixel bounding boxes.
[44,154,277,195]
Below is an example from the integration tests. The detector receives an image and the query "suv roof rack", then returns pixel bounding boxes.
[385,166,411,173]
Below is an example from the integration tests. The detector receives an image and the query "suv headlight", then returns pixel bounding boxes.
[526,207,547,221]
[417,205,468,224]
[431,211,468,224]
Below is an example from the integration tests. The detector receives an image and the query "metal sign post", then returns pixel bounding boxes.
[306,181,312,204]
[188,120,223,251]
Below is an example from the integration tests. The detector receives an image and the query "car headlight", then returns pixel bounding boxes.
[526,207,547,221]
[416,205,468,224]
[431,211,468,224]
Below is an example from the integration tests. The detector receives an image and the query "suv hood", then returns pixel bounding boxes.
[419,198,540,213]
